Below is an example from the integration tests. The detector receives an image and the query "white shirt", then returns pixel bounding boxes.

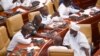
[12,0,22,9]
[21,0,33,7]
[0,0,13,10]
[40,14,52,25]
[7,31,32,51]
[39,0,47,4]
[58,3,79,19]
[63,30,90,56]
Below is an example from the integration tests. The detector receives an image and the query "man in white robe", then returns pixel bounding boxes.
[63,22,90,56]
[58,0,79,19]
[7,23,34,56]
[0,0,13,10]
[39,5,52,25]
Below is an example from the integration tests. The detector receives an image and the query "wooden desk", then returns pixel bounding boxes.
[94,49,100,56]
[65,12,100,54]
[73,0,97,9]
[9,39,49,56]
[9,23,68,56]
[0,5,46,26]
[37,26,68,56]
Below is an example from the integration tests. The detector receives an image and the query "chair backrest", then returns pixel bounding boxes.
[96,0,100,8]
[0,26,10,56]
[6,14,24,37]
[52,0,59,11]
[78,24,92,44]
[28,11,40,22]
[48,46,74,56]
[46,0,54,15]
[98,22,100,34]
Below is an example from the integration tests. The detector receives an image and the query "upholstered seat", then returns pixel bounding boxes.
[0,26,10,56]
[78,24,92,44]
[52,0,59,11]
[46,0,54,15]
[48,46,74,56]
[28,11,40,22]
[6,14,24,38]
[96,0,100,8]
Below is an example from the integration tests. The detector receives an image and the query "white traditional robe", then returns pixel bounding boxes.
[58,3,79,19]
[7,31,32,51]
[63,30,90,56]
[21,0,33,7]
[40,14,52,25]
[0,0,13,10]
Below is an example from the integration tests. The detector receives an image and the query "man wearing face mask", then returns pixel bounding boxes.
[7,22,34,56]
[63,22,90,56]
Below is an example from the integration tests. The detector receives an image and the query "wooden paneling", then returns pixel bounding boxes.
[73,0,97,9]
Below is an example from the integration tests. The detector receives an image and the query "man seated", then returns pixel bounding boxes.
[39,5,66,27]
[30,14,54,36]
[39,5,52,25]
[63,22,90,56]
[58,0,80,19]
[7,22,34,56]
[21,0,34,7]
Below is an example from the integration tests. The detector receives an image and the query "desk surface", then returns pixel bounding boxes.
[94,49,100,56]
[10,39,48,56]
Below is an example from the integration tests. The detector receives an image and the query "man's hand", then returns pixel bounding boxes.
[79,9,84,12]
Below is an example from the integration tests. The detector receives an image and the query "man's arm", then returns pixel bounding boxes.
[17,37,32,44]
[81,47,90,56]
[63,45,71,49]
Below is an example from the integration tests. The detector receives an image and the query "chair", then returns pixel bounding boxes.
[48,46,74,56]
[96,0,100,8]
[78,24,92,44]
[46,0,54,15]
[6,14,24,37]
[52,0,59,11]
[0,26,10,56]
[28,11,40,22]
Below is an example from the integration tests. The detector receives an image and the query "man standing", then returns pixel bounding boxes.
[63,22,90,56]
